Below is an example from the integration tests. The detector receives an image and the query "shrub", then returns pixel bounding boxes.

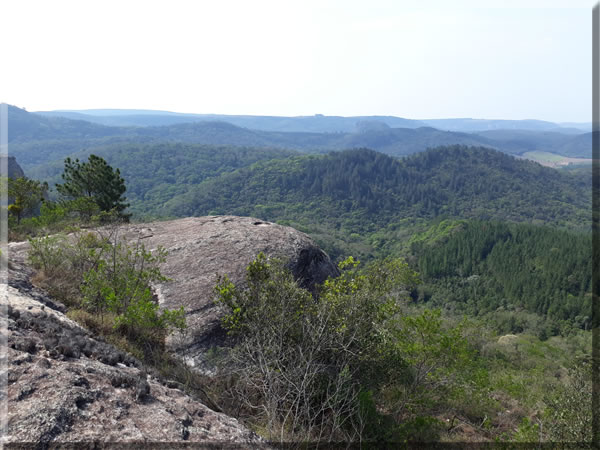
[27,234,68,276]
[28,228,185,354]
[214,253,420,442]
[542,358,592,443]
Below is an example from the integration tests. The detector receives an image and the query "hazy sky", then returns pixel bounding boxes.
[1,0,594,122]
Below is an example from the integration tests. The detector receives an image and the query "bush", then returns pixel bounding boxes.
[28,234,68,276]
[28,228,185,353]
[542,358,592,443]
[214,253,420,442]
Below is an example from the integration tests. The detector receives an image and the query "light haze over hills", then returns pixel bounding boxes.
[35,109,591,133]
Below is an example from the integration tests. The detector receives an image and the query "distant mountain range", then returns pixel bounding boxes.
[36,108,591,133]
[35,109,427,132]
[5,106,593,173]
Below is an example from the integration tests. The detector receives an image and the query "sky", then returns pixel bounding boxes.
[1,0,595,122]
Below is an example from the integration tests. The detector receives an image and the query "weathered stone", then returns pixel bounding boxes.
[5,215,337,446]
[117,216,339,369]
[4,155,25,179]
[5,284,266,446]
[9,216,339,370]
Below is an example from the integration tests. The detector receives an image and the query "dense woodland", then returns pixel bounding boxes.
[6,105,594,444]
[163,146,590,232]
[27,142,299,219]
[410,220,591,335]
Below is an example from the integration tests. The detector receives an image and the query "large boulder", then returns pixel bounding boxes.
[5,155,25,179]
[5,216,337,445]
[5,260,265,446]
[117,216,339,369]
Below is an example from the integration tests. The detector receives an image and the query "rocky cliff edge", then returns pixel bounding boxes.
[4,257,265,446]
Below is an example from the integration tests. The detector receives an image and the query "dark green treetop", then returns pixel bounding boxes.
[7,176,48,223]
[56,154,129,219]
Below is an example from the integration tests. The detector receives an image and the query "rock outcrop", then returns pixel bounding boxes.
[5,215,338,445]
[5,257,265,446]
[8,216,338,370]
[5,155,25,179]
[117,216,339,369]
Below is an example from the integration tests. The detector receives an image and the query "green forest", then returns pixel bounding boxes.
[410,220,591,336]
[163,146,590,229]
[6,107,594,445]
[27,142,299,219]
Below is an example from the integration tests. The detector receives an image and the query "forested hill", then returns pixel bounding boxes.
[410,220,591,334]
[473,129,593,158]
[163,146,590,231]
[39,109,589,133]
[26,142,300,219]
[5,105,129,143]
[37,110,427,132]
[8,106,592,170]
[10,104,494,167]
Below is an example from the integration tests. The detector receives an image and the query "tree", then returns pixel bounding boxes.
[56,155,129,219]
[7,176,48,224]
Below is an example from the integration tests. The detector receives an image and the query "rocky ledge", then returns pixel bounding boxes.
[4,269,265,447]
[117,216,339,369]
[5,215,338,446]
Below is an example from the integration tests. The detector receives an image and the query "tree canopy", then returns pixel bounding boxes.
[56,154,129,219]
[7,176,48,224]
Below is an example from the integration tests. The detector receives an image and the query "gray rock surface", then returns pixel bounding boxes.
[5,155,25,179]
[117,216,339,369]
[4,273,265,446]
[5,215,337,445]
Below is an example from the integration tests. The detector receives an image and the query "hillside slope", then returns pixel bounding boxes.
[163,146,590,231]
[10,106,590,172]
[410,220,591,331]
[6,251,264,446]
[26,142,299,218]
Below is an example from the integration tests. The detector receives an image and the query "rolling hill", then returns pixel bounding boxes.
[473,129,593,158]
[162,146,590,230]
[25,142,300,219]
[36,109,427,132]
[8,106,592,172]
[37,108,589,133]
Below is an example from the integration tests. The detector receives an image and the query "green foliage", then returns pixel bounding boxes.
[412,220,591,332]
[7,176,47,224]
[214,254,420,441]
[27,234,67,276]
[407,218,466,247]
[542,359,592,442]
[34,197,101,227]
[27,231,111,305]
[27,229,185,350]
[511,417,541,443]
[384,309,489,431]
[56,154,129,219]
[10,196,119,241]
[213,253,487,442]
[8,157,130,240]
[27,142,299,218]
[81,242,185,339]
[163,146,590,233]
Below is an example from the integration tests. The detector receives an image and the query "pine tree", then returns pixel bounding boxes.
[7,176,48,223]
[56,155,129,219]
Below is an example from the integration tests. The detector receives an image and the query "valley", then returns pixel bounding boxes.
[519,150,593,168]
[4,104,593,445]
